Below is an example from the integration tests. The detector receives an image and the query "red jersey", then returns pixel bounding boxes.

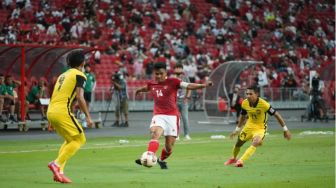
[147,78,181,116]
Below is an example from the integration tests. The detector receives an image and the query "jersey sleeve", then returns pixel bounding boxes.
[76,75,86,88]
[261,99,276,115]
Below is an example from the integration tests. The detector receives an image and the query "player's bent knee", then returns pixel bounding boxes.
[252,140,262,147]
[73,133,86,145]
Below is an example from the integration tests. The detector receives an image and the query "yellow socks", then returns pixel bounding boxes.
[58,141,67,173]
[55,134,86,173]
[240,145,257,162]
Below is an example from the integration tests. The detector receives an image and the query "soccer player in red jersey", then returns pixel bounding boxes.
[135,62,213,169]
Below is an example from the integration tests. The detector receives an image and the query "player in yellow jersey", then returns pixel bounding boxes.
[224,86,291,167]
[47,50,93,183]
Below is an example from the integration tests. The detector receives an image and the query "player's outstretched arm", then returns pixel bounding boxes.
[229,114,246,139]
[186,80,213,90]
[76,87,93,128]
[135,86,149,96]
[274,111,291,140]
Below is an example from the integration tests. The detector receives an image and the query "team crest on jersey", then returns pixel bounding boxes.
[256,109,261,114]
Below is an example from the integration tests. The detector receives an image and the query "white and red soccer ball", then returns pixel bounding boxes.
[140,151,157,167]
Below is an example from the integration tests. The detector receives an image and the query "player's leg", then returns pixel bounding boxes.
[224,138,246,165]
[57,141,67,174]
[157,136,175,169]
[135,117,164,166]
[55,133,86,169]
[50,141,68,183]
[235,130,264,167]
[160,136,176,160]
[53,133,86,183]
[48,112,86,183]
[225,128,250,165]
[157,115,179,169]
[147,126,164,153]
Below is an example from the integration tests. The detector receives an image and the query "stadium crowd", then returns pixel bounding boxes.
[0,0,334,122]
[1,0,334,82]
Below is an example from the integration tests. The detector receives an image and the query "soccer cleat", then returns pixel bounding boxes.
[48,161,62,182]
[224,158,237,166]
[54,174,72,183]
[157,159,168,169]
[234,160,244,167]
[135,159,142,166]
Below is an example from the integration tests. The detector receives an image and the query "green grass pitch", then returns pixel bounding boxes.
[0,129,334,188]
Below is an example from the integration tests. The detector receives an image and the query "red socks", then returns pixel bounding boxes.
[147,140,173,161]
[160,148,172,161]
[147,139,159,153]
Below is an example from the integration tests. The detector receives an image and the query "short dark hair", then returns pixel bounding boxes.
[154,62,166,70]
[174,63,183,69]
[67,50,85,68]
[84,63,90,68]
[247,85,259,93]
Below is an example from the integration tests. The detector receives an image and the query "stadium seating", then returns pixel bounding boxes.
[0,0,333,111]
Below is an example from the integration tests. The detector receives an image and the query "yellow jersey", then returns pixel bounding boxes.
[241,97,276,130]
[48,68,87,114]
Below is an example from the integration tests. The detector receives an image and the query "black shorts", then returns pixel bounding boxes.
[84,92,92,102]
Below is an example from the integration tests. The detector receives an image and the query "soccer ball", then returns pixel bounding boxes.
[140,151,157,167]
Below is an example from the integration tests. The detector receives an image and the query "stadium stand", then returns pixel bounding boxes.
[0,0,334,125]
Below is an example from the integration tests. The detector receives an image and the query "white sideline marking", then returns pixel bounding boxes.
[299,131,334,135]
[0,140,213,154]
[0,133,332,154]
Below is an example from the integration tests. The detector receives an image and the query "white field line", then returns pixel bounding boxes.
[0,140,214,154]
[0,132,332,154]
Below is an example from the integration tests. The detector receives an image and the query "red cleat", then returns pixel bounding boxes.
[54,174,72,183]
[48,161,62,182]
[224,158,237,166]
[234,160,244,167]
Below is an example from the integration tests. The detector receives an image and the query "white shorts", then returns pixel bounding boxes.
[150,115,180,137]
